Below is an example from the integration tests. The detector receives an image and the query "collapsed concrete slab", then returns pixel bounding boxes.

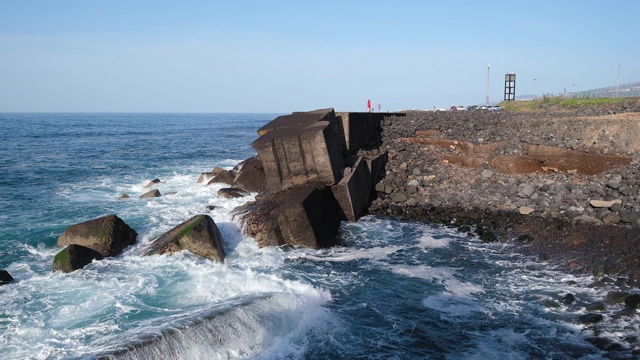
[252,109,344,193]
[257,108,336,136]
[331,157,371,222]
[234,183,342,249]
[235,109,403,249]
[364,152,389,192]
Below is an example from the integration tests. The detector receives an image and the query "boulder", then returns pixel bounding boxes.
[144,214,225,262]
[53,244,104,273]
[197,171,217,183]
[233,155,262,172]
[233,183,342,249]
[233,158,266,193]
[620,210,640,224]
[206,167,237,186]
[0,270,14,285]
[218,187,250,199]
[625,294,640,309]
[140,189,161,198]
[578,313,604,324]
[57,214,138,257]
[118,194,130,199]
[145,178,161,188]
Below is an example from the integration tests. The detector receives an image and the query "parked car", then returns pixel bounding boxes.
[450,106,467,111]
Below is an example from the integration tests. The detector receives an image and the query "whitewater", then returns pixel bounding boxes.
[1,113,638,359]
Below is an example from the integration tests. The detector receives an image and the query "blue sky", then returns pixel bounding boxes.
[1,1,638,112]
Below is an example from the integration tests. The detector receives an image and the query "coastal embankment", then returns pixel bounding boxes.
[367,98,640,276]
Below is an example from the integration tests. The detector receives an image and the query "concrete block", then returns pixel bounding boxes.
[234,183,342,249]
[252,116,344,193]
[331,157,372,222]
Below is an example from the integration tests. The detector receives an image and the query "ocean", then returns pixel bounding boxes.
[0,113,638,359]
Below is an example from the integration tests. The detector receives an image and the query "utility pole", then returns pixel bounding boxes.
[485,65,490,106]
[533,78,536,98]
[616,65,621,98]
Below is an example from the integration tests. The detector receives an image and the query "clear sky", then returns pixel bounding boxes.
[1,1,638,113]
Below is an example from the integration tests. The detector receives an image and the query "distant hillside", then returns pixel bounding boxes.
[570,82,640,98]
[514,82,640,101]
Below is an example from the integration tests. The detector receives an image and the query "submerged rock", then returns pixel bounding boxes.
[145,178,161,188]
[144,214,225,262]
[0,270,14,285]
[140,189,161,198]
[578,313,603,324]
[53,244,104,273]
[625,294,640,309]
[57,214,138,257]
[218,187,250,199]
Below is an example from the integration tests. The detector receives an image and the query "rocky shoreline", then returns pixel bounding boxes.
[366,99,640,276]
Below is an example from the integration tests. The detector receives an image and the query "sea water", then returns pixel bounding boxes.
[1,113,639,359]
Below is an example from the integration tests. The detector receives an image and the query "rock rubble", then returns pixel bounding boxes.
[367,105,640,275]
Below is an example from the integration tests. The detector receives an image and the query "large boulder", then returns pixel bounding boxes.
[144,214,225,262]
[0,270,14,285]
[57,214,138,257]
[206,167,237,186]
[232,156,266,193]
[53,244,104,273]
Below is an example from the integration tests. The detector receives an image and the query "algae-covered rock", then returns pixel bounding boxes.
[53,244,104,273]
[57,214,138,257]
[144,214,225,262]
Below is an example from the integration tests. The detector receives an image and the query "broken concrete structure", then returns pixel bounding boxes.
[252,109,345,193]
[235,108,405,248]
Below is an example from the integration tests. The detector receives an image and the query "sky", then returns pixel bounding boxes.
[1,1,638,113]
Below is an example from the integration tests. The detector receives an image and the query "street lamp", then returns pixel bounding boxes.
[616,65,621,98]
[533,78,536,99]
[485,65,490,106]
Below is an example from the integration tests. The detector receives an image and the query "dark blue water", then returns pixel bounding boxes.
[0,113,636,359]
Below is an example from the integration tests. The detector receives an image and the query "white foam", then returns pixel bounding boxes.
[302,245,404,263]
[0,159,337,359]
[417,234,452,249]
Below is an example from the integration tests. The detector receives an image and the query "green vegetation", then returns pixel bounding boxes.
[53,248,71,273]
[178,215,205,238]
[499,95,630,111]
[95,228,110,241]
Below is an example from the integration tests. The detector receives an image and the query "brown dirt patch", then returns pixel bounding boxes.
[403,133,632,175]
